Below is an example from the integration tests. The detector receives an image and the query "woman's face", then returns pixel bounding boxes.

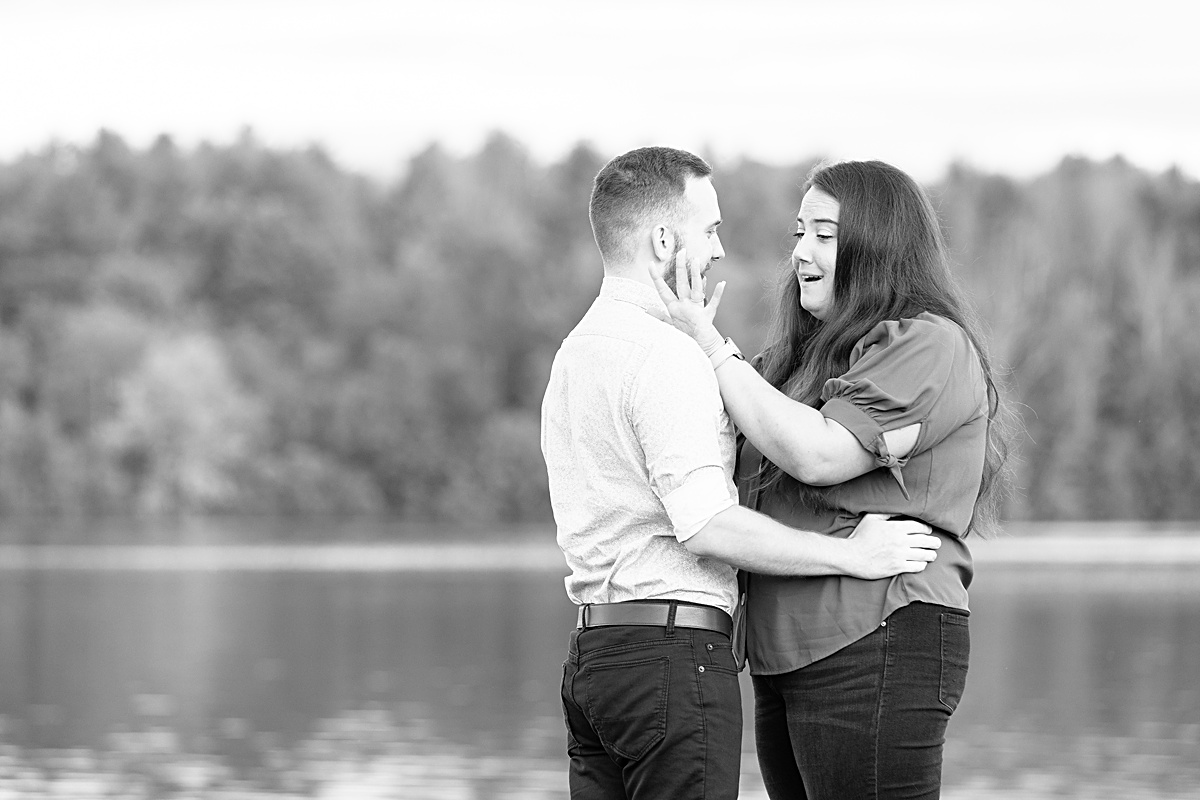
[791,187,840,320]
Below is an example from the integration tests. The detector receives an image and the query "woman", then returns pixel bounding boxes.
[651,160,1009,799]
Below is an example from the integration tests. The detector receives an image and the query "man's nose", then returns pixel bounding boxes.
[713,235,725,261]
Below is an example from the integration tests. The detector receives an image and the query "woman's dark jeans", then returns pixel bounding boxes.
[752,602,970,799]
[561,621,743,799]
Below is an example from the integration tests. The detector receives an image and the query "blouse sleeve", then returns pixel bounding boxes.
[819,315,986,497]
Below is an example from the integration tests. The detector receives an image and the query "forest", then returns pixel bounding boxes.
[0,129,1197,535]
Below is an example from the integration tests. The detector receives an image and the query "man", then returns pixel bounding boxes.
[540,146,939,800]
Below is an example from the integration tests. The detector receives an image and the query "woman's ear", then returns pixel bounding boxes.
[650,225,675,262]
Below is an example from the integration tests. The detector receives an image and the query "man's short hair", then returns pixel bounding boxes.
[589,147,713,265]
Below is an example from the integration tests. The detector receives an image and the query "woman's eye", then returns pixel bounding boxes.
[792,231,803,239]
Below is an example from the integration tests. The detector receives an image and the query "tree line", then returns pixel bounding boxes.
[0,130,1196,535]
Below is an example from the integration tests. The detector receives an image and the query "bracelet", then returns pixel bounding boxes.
[708,337,746,370]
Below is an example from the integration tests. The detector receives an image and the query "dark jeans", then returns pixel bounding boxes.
[561,616,743,799]
[752,602,970,800]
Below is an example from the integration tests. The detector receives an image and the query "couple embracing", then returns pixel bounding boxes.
[541,147,1008,799]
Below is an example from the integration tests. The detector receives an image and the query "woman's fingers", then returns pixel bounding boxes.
[674,247,689,299]
[647,246,722,318]
[688,252,703,302]
[707,280,726,311]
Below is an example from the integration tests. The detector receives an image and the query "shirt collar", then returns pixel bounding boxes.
[600,276,672,325]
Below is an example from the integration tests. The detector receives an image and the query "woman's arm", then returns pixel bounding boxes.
[650,251,916,485]
[712,356,918,485]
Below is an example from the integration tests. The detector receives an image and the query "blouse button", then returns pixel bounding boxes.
[706,643,714,651]
[881,621,888,627]
[698,666,706,673]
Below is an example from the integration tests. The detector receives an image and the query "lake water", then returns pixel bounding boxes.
[0,532,1197,799]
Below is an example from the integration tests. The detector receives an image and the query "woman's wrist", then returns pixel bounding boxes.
[707,337,746,371]
[698,326,724,356]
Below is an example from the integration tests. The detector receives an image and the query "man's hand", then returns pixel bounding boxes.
[845,513,941,579]
[648,247,725,354]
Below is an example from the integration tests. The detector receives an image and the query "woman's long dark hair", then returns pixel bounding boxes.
[755,160,1011,536]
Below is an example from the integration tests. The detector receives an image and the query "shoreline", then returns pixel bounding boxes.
[0,533,1198,571]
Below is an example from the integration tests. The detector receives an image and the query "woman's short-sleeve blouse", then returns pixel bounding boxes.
[739,312,989,674]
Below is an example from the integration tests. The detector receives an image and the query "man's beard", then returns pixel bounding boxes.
[664,241,707,297]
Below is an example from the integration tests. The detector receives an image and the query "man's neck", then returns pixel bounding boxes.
[604,260,660,291]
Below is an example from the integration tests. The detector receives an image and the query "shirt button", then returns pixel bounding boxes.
[698,666,706,673]
[881,621,887,627]
[706,644,714,651]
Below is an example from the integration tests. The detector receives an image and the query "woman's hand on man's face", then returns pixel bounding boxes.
[649,247,726,354]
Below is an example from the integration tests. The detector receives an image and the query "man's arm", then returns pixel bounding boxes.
[683,507,939,580]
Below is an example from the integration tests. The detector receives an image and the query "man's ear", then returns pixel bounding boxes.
[650,225,675,262]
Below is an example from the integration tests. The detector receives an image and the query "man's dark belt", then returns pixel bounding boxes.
[576,600,733,637]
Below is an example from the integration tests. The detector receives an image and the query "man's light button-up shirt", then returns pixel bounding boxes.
[540,276,738,615]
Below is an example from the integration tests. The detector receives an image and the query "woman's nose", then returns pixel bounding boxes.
[792,241,810,265]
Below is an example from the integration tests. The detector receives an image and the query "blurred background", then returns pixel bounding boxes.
[0,0,1197,797]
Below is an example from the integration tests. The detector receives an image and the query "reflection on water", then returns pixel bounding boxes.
[946,565,1200,799]
[0,711,567,798]
[0,550,1197,798]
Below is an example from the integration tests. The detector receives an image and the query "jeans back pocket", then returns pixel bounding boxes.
[939,611,970,712]
[585,656,670,761]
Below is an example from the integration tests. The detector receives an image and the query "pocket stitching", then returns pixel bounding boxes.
[585,656,670,761]
[580,635,692,661]
[938,612,969,712]
[701,639,740,675]
[561,660,580,750]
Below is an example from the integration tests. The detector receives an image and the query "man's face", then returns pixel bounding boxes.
[664,176,725,295]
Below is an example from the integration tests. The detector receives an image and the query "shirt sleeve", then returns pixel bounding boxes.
[819,316,986,494]
[630,336,736,542]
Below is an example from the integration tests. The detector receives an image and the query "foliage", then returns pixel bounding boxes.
[0,130,1196,532]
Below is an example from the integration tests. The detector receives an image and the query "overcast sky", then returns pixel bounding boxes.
[4,0,1197,181]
